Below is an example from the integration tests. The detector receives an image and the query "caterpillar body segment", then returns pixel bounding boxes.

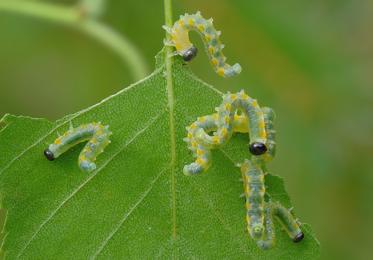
[262,107,276,162]
[183,91,268,175]
[241,158,266,239]
[272,202,304,243]
[182,147,212,176]
[257,204,275,250]
[221,91,267,149]
[164,11,241,77]
[44,122,112,172]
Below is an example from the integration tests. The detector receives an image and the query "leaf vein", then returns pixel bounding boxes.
[0,68,162,176]
[16,110,166,258]
[189,179,251,255]
[91,166,169,259]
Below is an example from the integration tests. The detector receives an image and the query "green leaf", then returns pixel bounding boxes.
[0,50,319,259]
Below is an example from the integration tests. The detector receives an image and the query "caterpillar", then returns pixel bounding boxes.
[255,202,303,250]
[272,202,304,243]
[262,107,276,162]
[183,90,268,175]
[44,122,112,173]
[240,108,303,249]
[241,162,304,250]
[184,92,304,249]
[163,11,242,78]
[239,106,276,242]
[241,158,265,240]
[257,204,275,250]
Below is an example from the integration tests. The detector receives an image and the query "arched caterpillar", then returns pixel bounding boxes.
[44,122,112,173]
[183,90,267,175]
[163,11,242,78]
[184,91,304,249]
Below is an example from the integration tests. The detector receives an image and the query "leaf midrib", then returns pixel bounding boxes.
[165,54,177,241]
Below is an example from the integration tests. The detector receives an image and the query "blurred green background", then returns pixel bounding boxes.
[0,0,372,259]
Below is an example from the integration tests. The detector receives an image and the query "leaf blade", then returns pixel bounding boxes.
[0,52,319,259]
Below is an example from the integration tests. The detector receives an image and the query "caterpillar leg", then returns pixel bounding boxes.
[241,158,265,240]
[165,12,241,77]
[44,122,112,173]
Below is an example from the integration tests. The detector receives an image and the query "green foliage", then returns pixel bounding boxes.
[0,51,319,259]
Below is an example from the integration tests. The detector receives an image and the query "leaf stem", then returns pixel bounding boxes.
[0,0,148,80]
[163,0,177,240]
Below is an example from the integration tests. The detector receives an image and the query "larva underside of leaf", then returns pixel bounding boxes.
[44,122,111,173]
[163,11,242,78]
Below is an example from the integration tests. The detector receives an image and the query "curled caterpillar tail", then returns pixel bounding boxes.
[44,122,112,173]
[183,115,216,175]
[164,11,242,78]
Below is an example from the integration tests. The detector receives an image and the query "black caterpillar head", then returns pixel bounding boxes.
[182,46,198,62]
[249,142,267,156]
[44,149,55,161]
[293,232,304,243]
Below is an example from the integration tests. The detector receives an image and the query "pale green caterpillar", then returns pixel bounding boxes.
[185,93,304,249]
[163,11,242,77]
[240,108,303,249]
[241,162,304,250]
[272,202,304,243]
[183,90,268,175]
[44,122,111,173]
[241,158,265,240]
[255,202,304,250]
